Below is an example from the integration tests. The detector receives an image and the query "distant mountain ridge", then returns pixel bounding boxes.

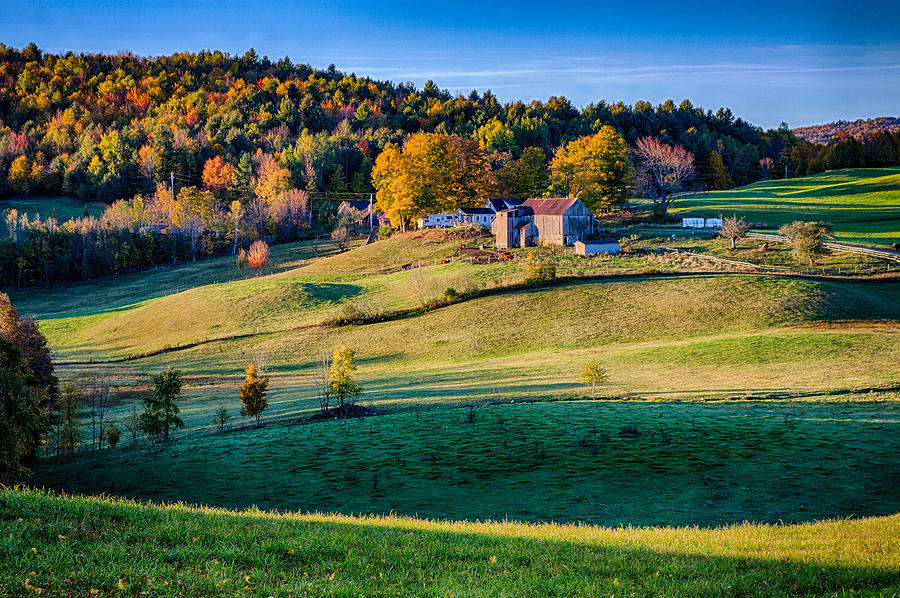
[793,117,900,145]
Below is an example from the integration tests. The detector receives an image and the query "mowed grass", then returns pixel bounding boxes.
[33,400,900,527]
[674,167,900,246]
[3,490,898,598]
[0,194,107,221]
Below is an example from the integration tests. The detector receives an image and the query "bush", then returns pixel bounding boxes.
[247,240,270,269]
[778,221,831,266]
[524,256,557,287]
[105,423,121,449]
[377,225,393,240]
[442,287,461,303]
[649,203,667,224]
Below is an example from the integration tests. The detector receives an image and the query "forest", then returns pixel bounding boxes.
[1,42,900,287]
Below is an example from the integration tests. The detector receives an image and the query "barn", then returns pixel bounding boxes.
[492,198,594,248]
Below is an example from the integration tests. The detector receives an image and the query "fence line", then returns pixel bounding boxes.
[746,232,900,263]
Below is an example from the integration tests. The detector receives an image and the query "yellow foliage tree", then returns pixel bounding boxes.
[372,133,493,231]
[8,156,30,194]
[550,126,632,213]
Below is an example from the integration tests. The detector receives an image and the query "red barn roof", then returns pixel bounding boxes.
[521,197,579,215]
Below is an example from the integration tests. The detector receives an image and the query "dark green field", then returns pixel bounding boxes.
[34,400,899,527]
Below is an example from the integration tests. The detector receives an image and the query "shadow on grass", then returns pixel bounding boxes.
[2,489,899,596]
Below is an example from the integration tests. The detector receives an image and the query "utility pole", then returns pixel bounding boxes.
[171,171,175,201]
[369,192,374,229]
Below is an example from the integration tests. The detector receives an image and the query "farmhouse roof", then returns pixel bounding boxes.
[521,197,578,215]
[459,207,494,215]
[486,198,525,212]
[340,200,371,211]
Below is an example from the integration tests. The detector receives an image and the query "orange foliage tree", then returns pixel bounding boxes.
[247,240,270,270]
[202,156,236,192]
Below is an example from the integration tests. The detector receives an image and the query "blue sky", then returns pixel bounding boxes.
[3,0,899,128]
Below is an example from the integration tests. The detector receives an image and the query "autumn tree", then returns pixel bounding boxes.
[247,239,270,270]
[202,156,237,194]
[328,345,361,411]
[141,368,184,441]
[581,359,608,399]
[778,221,832,266]
[8,156,31,194]
[372,133,493,231]
[550,126,631,213]
[0,293,58,403]
[720,216,749,250]
[239,364,269,426]
[495,146,550,198]
[633,136,696,220]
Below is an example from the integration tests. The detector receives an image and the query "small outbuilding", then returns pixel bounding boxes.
[574,240,620,255]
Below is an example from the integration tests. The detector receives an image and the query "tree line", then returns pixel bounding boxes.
[6,42,897,210]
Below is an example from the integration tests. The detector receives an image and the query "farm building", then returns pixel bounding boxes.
[493,198,594,248]
[454,207,495,227]
[419,199,524,229]
[338,200,377,227]
[574,240,620,255]
[484,198,526,212]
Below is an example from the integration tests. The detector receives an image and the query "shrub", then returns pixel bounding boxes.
[247,240,270,269]
[105,423,121,449]
[778,221,831,266]
[377,225,393,240]
[524,256,557,287]
[442,287,461,303]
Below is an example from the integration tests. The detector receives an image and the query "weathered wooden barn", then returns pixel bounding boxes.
[492,198,594,248]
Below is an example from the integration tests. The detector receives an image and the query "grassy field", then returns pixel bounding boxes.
[3,489,899,597]
[0,194,107,221]
[33,400,900,527]
[672,167,900,246]
[8,197,899,550]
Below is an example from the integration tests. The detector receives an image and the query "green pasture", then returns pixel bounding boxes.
[673,167,900,246]
[0,194,106,221]
[4,489,898,597]
[33,400,900,527]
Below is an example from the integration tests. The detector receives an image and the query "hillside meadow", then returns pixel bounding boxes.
[673,167,900,246]
[2,489,899,597]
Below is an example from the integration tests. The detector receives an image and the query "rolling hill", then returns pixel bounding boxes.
[674,167,900,246]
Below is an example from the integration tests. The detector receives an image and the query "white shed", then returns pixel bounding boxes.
[574,240,620,255]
